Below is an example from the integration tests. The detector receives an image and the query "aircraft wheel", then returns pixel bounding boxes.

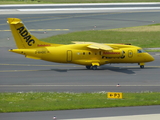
[92,65,97,70]
[140,65,144,69]
[86,65,91,69]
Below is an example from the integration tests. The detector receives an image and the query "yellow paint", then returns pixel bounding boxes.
[107,92,123,99]
[7,18,154,70]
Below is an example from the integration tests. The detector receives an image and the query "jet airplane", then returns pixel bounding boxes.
[7,18,154,70]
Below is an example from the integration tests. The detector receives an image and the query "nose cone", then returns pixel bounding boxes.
[145,53,154,62]
[150,55,154,61]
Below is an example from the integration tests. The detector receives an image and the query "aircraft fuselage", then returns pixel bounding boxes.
[10,43,154,68]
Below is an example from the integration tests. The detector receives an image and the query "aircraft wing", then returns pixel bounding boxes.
[72,41,113,50]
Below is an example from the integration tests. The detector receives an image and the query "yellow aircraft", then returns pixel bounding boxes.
[7,18,154,70]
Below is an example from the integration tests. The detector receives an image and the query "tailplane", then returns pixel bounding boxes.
[7,18,60,49]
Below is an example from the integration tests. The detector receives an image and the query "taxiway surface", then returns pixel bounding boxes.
[1,106,160,120]
[1,46,160,92]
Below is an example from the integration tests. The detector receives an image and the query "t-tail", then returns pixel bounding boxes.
[7,18,60,49]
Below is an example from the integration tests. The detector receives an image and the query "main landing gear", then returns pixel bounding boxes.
[86,65,91,69]
[86,65,98,70]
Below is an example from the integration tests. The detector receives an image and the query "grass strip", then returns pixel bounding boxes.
[0,92,160,113]
[0,0,160,4]
[145,50,160,52]
[40,24,160,48]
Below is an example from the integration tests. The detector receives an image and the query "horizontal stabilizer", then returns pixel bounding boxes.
[7,18,22,24]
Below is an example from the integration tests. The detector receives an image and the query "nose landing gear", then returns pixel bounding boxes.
[139,63,145,69]
[140,65,144,69]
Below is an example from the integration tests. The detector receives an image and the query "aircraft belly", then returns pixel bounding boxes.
[40,51,66,63]
[72,59,107,66]
[73,60,95,66]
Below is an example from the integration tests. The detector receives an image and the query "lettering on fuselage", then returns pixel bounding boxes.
[17,26,35,46]
[35,51,49,54]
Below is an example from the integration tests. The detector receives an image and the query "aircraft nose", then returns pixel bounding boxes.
[150,55,154,61]
[146,54,154,62]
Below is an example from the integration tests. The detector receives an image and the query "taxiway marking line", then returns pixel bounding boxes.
[0,29,69,31]
[1,63,160,68]
[1,85,160,87]
[64,114,160,120]
[0,64,160,72]
[0,63,77,67]
[1,3,160,6]
[2,6,160,12]
[0,70,39,72]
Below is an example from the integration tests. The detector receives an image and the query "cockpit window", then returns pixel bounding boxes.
[137,49,146,53]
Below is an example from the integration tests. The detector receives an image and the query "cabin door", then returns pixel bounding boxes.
[67,50,72,62]
[128,50,133,58]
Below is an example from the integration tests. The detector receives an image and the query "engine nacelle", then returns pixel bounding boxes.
[102,49,124,58]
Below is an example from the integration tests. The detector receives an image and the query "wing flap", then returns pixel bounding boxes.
[88,44,112,50]
[72,41,113,51]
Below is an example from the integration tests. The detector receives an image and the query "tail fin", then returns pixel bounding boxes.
[7,18,60,49]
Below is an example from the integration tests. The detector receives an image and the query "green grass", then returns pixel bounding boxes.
[40,23,160,48]
[1,92,160,113]
[145,50,160,52]
[0,0,159,4]
[41,30,160,48]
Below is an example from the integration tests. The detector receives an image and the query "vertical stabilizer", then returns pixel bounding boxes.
[7,18,59,49]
